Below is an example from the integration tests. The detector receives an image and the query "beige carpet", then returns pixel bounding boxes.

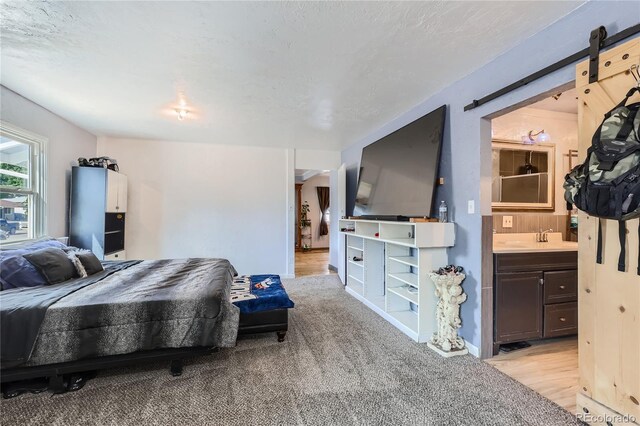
[1,275,579,425]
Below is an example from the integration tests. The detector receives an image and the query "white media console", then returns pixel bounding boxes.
[339,219,455,343]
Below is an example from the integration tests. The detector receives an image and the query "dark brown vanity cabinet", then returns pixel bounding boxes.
[495,272,543,345]
[493,251,578,354]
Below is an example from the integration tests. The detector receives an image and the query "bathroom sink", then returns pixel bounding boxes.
[501,241,529,247]
[493,233,578,253]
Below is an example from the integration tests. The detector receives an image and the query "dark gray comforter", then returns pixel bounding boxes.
[1,258,240,368]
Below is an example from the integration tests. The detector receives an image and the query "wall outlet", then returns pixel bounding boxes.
[502,215,513,228]
[467,200,475,214]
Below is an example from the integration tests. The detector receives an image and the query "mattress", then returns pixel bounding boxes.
[1,258,240,368]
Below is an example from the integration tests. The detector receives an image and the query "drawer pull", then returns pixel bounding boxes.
[559,285,566,290]
[559,317,566,322]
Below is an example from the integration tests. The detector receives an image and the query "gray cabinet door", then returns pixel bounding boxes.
[495,272,543,344]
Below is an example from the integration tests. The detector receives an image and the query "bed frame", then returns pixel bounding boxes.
[1,308,289,396]
[1,346,216,395]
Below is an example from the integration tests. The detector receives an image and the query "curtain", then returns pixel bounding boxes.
[316,186,330,236]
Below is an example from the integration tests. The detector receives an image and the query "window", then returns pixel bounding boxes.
[323,208,330,224]
[0,122,46,244]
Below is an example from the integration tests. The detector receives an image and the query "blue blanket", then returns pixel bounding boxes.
[230,275,294,314]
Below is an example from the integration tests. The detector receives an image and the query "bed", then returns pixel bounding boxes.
[0,241,241,394]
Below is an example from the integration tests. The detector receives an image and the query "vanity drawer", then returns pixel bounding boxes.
[543,270,577,304]
[544,302,577,338]
[494,251,577,273]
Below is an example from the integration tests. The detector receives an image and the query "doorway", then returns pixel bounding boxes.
[294,169,334,277]
[485,88,580,413]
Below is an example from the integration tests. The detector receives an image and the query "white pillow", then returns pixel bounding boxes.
[66,251,88,278]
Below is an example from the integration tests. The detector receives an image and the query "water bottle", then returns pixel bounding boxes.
[438,201,448,223]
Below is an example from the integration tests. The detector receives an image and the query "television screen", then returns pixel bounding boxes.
[354,105,446,218]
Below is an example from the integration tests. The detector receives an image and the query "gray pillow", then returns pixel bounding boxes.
[75,251,104,275]
[23,248,78,284]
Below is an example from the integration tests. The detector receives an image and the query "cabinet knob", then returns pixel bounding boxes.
[539,278,544,286]
[559,285,566,290]
[560,317,566,322]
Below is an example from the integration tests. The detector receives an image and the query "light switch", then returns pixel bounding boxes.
[467,200,475,214]
[503,216,513,228]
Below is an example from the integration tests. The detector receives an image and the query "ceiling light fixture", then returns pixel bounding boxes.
[175,108,189,121]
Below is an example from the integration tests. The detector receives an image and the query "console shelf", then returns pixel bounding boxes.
[388,272,419,288]
[387,285,419,305]
[388,255,419,268]
[340,219,455,343]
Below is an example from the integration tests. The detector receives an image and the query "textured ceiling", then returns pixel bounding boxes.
[0,1,584,150]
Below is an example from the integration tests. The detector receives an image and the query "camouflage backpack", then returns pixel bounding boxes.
[563,86,640,274]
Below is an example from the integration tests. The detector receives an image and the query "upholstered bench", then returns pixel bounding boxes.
[231,275,294,342]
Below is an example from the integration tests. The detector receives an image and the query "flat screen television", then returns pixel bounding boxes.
[353,105,446,219]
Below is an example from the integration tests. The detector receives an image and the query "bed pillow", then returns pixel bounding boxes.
[23,248,78,285]
[74,250,104,275]
[66,251,88,278]
[0,239,69,290]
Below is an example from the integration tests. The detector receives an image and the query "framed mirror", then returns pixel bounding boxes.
[491,140,555,211]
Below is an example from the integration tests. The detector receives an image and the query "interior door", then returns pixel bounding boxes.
[337,163,347,284]
[295,183,303,249]
[576,37,640,420]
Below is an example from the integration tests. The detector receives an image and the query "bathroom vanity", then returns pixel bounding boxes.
[492,233,578,355]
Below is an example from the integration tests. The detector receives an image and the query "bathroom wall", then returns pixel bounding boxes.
[492,213,577,241]
[491,106,578,241]
[491,106,578,215]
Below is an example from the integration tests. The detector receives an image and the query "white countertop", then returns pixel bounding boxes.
[493,232,578,254]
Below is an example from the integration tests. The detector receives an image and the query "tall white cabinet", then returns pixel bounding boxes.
[106,170,128,213]
[339,219,455,343]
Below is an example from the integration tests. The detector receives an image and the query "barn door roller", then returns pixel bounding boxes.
[588,26,607,83]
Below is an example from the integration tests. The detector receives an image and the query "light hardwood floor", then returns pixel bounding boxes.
[295,249,336,277]
[485,337,579,414]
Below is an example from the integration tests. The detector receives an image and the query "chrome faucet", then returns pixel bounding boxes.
[537,229,553,243]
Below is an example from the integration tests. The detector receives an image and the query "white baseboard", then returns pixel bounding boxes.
[280,274,295,279]
[465,340,480,357]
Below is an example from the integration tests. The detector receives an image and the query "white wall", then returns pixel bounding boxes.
[300,173,330,249]
[0,86,97,238]
[295,149,340,171]
[491,107,578,215]
[98,137,291,276]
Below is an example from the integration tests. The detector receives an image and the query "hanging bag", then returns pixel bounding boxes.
[563,86,640,274]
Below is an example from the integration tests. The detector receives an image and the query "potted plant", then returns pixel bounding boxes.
[300,201,312,251]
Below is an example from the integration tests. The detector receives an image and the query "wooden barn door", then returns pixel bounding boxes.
[575,37,640,423]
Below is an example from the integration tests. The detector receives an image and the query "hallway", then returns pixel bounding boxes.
[295,249,335,277]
